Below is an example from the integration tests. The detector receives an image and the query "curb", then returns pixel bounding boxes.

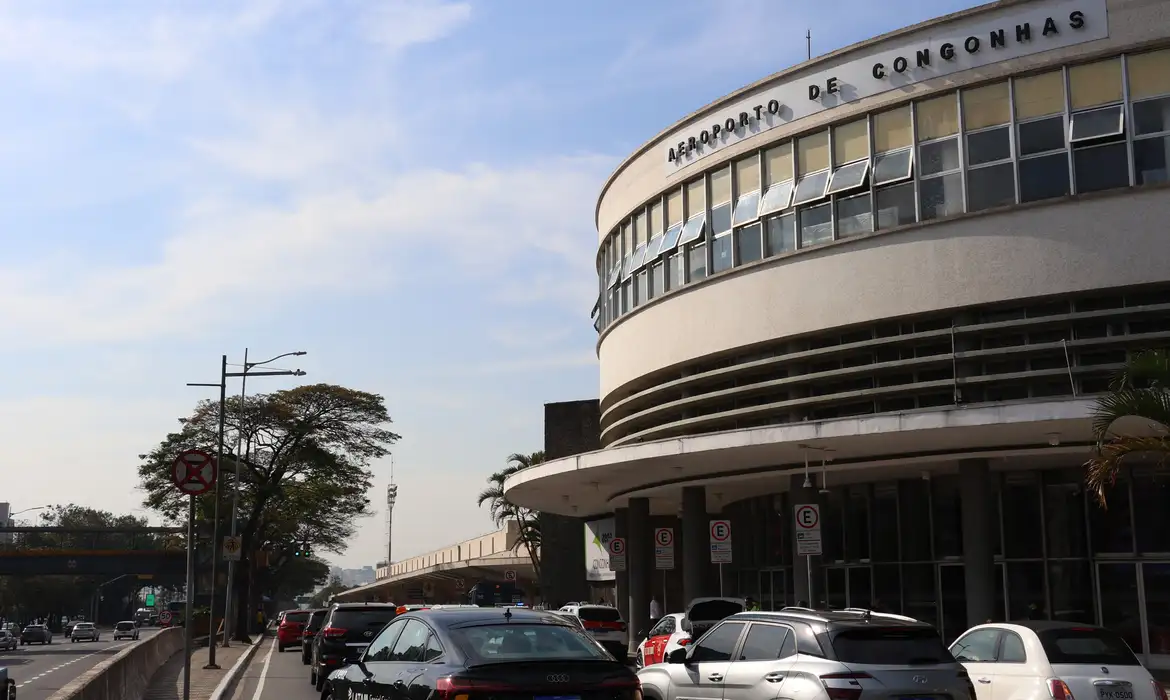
[208,636,266,700]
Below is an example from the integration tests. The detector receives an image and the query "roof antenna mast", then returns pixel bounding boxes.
[807,29,812,60]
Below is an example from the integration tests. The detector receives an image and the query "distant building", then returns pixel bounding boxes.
[0,502,10,545]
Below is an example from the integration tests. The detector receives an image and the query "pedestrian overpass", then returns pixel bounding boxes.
[0,526,186,576]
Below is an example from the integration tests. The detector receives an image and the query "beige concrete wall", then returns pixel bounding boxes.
[48,628,183,700]
[595,0,1170,241]
[598,186,1170,399]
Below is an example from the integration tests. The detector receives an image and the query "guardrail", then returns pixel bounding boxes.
[46,627,183,700]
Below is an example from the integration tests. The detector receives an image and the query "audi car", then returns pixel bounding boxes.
[321,607,639,700]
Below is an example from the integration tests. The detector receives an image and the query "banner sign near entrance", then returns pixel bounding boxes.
[654,527,675,570]
[709,519,732,564]
[794,504,823,556]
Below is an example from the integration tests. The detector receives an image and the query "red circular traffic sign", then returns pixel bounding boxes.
[795,505,820,529]
[159,611,173,624]
[709,520,731,542]
[171,449,217,496]
[607,537,627,555]
[655,528,674,547]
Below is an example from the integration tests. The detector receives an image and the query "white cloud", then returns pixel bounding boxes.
[362,0,472,54]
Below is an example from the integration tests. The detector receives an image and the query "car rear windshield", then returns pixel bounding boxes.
[451,623,612,664]
[831,627,954,665]
[283,611,310,624]
[577,607,622,622]
[688,600,744,622]
[1038,628,1140,665]
[116,623,133,630]
[329,609,397,630]
[306,611,326,631]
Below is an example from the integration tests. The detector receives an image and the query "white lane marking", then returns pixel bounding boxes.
[14,634,141,687]
[249,638,278,700]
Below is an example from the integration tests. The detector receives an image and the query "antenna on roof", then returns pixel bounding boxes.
[806,29,812,60]
[503,608,512,621]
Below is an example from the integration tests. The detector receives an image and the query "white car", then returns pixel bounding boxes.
[558,604,628,659]
[112,621,140,640]
[950,621,1167,700]
[70,622,100,642]
[636,613,689,668]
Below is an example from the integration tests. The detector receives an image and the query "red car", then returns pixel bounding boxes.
[277,610,311,651]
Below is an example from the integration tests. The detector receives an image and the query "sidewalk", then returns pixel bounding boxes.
[142,641,252,700]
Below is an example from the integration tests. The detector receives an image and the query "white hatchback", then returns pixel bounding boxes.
[950,622,1167,700]
[558,604,628,660]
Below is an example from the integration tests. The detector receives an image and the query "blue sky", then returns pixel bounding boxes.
[0,0,981,567]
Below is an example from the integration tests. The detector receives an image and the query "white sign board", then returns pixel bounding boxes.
[607,537,628,571]
[709,519,733,564]
[794,504,823,557]
[222,535,242,562]
[584,517,616,582]
[662,0,1108,174]
[654,528,675,570]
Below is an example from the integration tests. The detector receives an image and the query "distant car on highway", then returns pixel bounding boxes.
[113,621,140,641]
[0,630,16,651]
[70,623,100,642]
[20,625,52,645]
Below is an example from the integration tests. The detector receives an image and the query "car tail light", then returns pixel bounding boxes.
[677,638,691,646]
[437,676,521,700]
[1048,679,1075,700]
[1153,681,1168,700]
[321,627,347,638]
[821,672,872,700]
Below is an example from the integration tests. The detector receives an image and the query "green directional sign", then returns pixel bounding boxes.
[145,594,155,607]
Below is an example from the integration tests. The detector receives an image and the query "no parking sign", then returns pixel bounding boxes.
[654,528,675,570]
[709,520,732,564]
[607,537,627,571]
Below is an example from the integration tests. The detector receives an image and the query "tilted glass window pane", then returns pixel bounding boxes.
[797,130,830,174]
[1133,96,1170,136]
[659,222,684,254]
[606,259,622,289]
[1074,142,1129,193]
[873,105,912,153]
[765,143,794,185]
[1014,70,1064,119]
[759,180,794,215]
[766,214,796,256]
[791,169,830,206]
[919,172,963,220]
[666,189,683,227]
[1069,57,1122,110]
[836,192,872,238]
[872,148,913,185]
[799,202,833,247]
[686,178,705,217]
[962,81,1010,130]
[916,94,959,141]
[826,160,870,195]
[620,251,638,280]
[628,242,648,272]
[834,118,869,165]
[1019,152,1071,202]
[687,243,707,282]
[919,138,960,176]
[967,162,1017,212]
[712,233,733,274]
[1134,135,1170,185]
[875,181,916,230]
[710,167,731,206]
[1128,49,1170,100]
[644,233,665,264]
[732,190,761,226]
[1018,116,1065,156]
[735,223,763,265]
[677,212,707,246]
[1069,105,1124,143]
[710,202,732,236]
[966,126,1012,165]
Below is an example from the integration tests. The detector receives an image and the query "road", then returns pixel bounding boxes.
[229,637,320,700]
[0,627,159,700]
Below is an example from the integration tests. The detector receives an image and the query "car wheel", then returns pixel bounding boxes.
[302,651,309,666]
[315,669,325,693]
[310,666,317,686]
[635,650,644,669]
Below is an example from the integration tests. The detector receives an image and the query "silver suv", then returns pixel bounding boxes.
[638,607,977,700]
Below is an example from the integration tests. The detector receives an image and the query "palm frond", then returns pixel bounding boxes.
[1110,349,1170,392]
[1090,386,1170,443]
[1085,434,1170,506]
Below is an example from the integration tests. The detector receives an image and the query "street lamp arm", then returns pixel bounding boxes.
[246,351,307,370]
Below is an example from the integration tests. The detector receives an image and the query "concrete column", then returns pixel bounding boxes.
[628,498,652,637]
[959,459,995,626]
[614,507,630,629]
[790,474,821,606]
[682,486,708,605]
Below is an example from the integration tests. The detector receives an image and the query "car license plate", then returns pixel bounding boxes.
[1097,689,1134,700]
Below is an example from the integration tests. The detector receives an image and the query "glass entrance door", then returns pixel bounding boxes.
[825,566,873,609]
[1097,562,1144,655]
[939,564,966,644]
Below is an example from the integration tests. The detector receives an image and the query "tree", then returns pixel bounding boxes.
[1085,349,1170,506]
[137,383,399,639]
[265,556,330,603]
[477,451,544,584]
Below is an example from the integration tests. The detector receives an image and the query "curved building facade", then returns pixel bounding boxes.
[506,0,1170,666]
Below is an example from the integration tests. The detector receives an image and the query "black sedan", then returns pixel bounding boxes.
[323,607,640,700]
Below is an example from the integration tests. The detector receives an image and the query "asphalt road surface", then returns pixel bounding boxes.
[0,627,158,700]
[229,637,321,700]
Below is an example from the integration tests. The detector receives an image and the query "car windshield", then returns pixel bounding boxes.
[283,611,310,624]
[831,627,954,665]
[687,599,744,622]
[1038,628,1140,665]
[330,609,398,630]
[577,607,622,622]
[116,623,133,630]
[306,611,326,631]
[76,623,94,629]
[451,623,611,664]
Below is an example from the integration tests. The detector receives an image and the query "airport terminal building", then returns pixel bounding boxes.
[505,0,1170,668]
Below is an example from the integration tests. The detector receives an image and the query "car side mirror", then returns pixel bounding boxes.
[637,629,647,639]
[355,659,374,679]
[667,647,689,664]
[681,619,692,633]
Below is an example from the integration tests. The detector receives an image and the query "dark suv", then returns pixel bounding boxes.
[309,602,398,691]
[300,608,327,665]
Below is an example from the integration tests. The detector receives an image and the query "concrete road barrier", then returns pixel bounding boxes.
[46,628,183,700]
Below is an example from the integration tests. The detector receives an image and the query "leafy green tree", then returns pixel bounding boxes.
[137,384,399,639]
[264,556,330,603]
[477,451,544,584]
[1086,350,1170,505]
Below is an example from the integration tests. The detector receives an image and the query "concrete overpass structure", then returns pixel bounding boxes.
[0,549,187,575]
[334,522,537,604]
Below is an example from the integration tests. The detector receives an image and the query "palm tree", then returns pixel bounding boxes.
[1085,349,1170,506]
[477,452,545,584]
